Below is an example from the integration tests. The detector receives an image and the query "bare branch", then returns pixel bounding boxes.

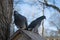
[49,21,59,29]
[38,0,60,13]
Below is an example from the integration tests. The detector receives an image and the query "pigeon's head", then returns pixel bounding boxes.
[14,10,20,17]
[38,16,46,21]
[41,16,46,19]
[14,11,18,16]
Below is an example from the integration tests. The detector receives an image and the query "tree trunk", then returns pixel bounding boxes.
[0,0,13,40]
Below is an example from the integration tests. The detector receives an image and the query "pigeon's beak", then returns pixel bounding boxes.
[45,17,46,19]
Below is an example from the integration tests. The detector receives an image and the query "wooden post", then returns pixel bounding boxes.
[42,0,45,36]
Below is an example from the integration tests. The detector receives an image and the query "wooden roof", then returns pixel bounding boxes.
[10,29,45,40]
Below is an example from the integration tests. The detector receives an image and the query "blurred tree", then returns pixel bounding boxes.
[0,0,13,40]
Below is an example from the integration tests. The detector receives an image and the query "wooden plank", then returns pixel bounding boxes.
[20,29,45,40]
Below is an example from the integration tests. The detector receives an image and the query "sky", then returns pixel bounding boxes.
[13,0,60,36]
